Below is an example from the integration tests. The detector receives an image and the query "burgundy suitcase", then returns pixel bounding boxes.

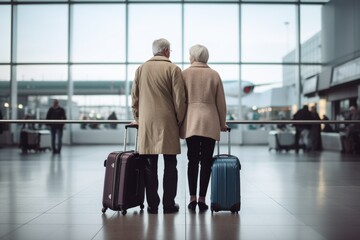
[101,124,145,215]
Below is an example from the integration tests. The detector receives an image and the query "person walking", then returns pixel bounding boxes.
[180,44,228,212]
[131,38,186,214]
[46,99,66,154]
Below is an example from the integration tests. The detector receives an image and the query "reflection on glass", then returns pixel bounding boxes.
[244,0,296,2]
[0,66,10,99]
[0,66,10,81]
[301,5,322,63]
[16,5,68,62]
[127,64,141,81]
[16,65,68,81]
[208,64,239,81]
[72,95,129,125]
[128,4,182,62]
[242,4,297,63]
[301,0,330,2]
[184,4,239,62]
[241,65,295,125]
[242,65,284,92]
[0,6,11,62]
[72,0,124,1]
[72,5,126,62]
[15,0,67,1]
[71,65,125,81]
[301,64,322,81]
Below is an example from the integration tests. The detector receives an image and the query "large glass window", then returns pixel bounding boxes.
[301,0,330,2]
[71,5,126,63]
[3,0,329,126]
[16,5,68,63]
[242,4,297,63]
[184,4,239,63]
[71,65,125,81]
[244,0,297,2]
[16,65,68,81]
[128,4,182,63]
[0,66,10,82]
[0,6,11,62]
[242,65,284,93]
[301,5,322,63]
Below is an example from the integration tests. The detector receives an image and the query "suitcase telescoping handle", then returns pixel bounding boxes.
[124,124,138,152]
[217,127,231,155]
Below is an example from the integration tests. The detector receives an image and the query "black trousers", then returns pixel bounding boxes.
[141,154,178,209]
[186,136,215,197]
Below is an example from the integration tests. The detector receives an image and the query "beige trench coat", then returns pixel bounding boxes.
[180,62,227,141]
[131,56,187,154]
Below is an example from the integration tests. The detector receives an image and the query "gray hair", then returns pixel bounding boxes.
[152,38,170,56]
[189,44,209,63]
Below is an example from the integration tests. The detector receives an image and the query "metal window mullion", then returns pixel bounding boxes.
[67,2,73,143]
[125,2,129,120]
[296,2,302,107]
[10,4,17,123]
[238,2,243,145]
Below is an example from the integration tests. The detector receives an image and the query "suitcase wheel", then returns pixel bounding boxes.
[121,210,127,215]
[101,207,107,213]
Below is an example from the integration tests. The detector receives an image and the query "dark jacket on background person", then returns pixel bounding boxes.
[293,105,313,129]
[46,106,66,129]
[310,106,322,151]
[293,105,313,152]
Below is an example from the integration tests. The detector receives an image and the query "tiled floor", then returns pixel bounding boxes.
[0,144,360,240]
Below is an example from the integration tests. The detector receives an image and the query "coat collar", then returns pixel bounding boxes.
[148,56,172,63]
[189,62,209,68]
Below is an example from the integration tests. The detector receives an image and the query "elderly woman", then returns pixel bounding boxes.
[180,44,228,212]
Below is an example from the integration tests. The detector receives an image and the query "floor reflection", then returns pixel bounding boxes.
[1,145,360,240]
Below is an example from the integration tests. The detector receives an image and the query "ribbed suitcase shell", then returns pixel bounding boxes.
[211,155,241,213]
[211,128,241,213]
[102,151,145,215]
[101,125,145,215]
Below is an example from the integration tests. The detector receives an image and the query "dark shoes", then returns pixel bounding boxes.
[147,206,158,214]
[163,203,179,214]
[188,201,197,211]
[147,203,179,214]
[187,201,209,212]
[198,202,209,212]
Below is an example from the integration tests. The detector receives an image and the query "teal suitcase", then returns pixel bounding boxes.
[211,128,241,213]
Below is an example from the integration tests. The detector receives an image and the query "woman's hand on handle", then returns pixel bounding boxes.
[221,125,229,132]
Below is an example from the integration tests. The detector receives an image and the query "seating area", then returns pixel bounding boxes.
[1,144,360,240]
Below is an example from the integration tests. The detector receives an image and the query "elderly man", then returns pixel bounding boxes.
[131,38,186,214]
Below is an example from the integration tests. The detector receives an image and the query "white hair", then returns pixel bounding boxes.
[152,38,170,55]
[189,44,209,63]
